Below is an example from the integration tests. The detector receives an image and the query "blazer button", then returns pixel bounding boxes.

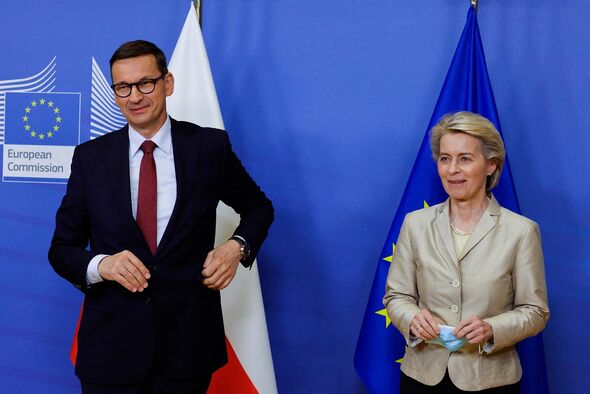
[450,304,459,313]
[145,296,151,304]
[451,279,460,288]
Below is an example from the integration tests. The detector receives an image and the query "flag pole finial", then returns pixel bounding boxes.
[471,0,478,12]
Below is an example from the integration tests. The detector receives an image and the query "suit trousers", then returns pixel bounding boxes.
[81,362,212,394]
[401,372,520,394]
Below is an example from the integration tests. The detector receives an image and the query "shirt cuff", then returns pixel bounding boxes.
[481,340,495,354]
[408,334,423,348]
[231,234,247,244]
[86,254,109,285]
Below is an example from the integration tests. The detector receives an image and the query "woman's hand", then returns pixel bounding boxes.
[410,309,440,340]
[454,316,493,344]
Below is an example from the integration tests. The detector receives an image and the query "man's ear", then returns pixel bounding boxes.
[165,72,175,97]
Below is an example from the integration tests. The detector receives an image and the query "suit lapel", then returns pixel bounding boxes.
[104,127,145,245]
[434,199,459,267]
[156,118,202,256]
[104,127,133,221]
[457,195,501,262]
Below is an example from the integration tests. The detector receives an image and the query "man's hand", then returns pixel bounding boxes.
[98,250,150,292]
[410,308,440,340]
[454,316,494,344]
[202,240,242,290]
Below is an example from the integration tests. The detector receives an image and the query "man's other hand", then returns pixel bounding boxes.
[98,250,151,292]
[202,240,242,290]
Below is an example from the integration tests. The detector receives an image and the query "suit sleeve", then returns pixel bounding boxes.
[48,145,99,292]
[383,215,421,344]
[483,222,550,352]
[218,132,274,266]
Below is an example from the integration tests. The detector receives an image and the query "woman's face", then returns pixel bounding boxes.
[437,132,496,203]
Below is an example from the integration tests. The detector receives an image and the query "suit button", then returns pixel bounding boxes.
[450,305,459,313]
[451,279,460,288]
[145,296,151,304]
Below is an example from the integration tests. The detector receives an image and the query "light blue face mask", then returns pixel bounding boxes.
[426,325,466,352]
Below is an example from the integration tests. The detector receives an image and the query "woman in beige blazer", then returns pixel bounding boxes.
[384,112,549,393]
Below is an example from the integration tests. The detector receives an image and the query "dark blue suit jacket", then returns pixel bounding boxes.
[48,118,274,385]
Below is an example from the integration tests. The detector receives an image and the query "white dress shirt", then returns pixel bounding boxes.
[86,118,176,284]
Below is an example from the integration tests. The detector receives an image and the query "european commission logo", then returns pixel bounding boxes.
[1,58,81,184]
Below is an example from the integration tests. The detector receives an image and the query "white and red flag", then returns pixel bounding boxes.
[167,4,277,394]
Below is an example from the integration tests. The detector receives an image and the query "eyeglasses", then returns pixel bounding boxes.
[111,75,165,98]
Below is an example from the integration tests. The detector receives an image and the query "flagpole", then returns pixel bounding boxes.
[470,0,478,13]
[193,0,203,26]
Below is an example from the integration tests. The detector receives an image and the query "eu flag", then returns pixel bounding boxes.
[354,6,549,393]
[4,92,80,146]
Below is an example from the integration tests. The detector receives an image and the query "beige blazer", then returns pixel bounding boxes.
[383,195,549,391]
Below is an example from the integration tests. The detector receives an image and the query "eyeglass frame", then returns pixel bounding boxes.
[110,74,166,98]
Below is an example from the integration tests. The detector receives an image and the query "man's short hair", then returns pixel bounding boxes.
[109,40,168,78]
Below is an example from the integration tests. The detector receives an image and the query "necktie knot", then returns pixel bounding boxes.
[140,140,157,154]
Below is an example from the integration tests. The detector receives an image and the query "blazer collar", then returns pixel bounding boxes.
[435,194,501,264]
[104,125,132,220]
[434,200,458,267]
[156,117,202,257]
[104,125,147,247]
[458,194,500,261]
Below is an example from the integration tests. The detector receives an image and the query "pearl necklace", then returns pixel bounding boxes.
[450,221,471,236]
[449,196,490,237]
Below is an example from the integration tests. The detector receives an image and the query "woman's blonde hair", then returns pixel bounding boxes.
[430,111,505,191]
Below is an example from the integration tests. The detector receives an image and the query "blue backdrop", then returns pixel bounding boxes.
[0,1,588,393]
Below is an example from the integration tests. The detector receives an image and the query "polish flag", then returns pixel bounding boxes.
[167,4,277,393]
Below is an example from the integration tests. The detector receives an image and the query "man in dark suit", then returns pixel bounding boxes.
[48,40,274,393]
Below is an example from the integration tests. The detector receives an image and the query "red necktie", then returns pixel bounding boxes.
[136,140,157,255]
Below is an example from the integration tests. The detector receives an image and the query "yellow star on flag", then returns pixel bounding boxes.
[375,308,392,328]
[424,200,430,208]
[48,101,54,107]
[382,243,396,263]
[39,98,46,105]
[31,101,37,107]
[39,134,45,140]
[22,115,28,122]
[25,107,31,113]
[53,125,59,131]
[47,132,53,138]
[54,107,60,114]
[55,116,62,123]
[395,357,404,364]
[24,125,31,131]
[30,131,36,137]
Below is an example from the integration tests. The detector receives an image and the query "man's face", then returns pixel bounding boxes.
[111,54,174,138]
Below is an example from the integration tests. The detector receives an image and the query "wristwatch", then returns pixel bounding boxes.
[230,235,250,261]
